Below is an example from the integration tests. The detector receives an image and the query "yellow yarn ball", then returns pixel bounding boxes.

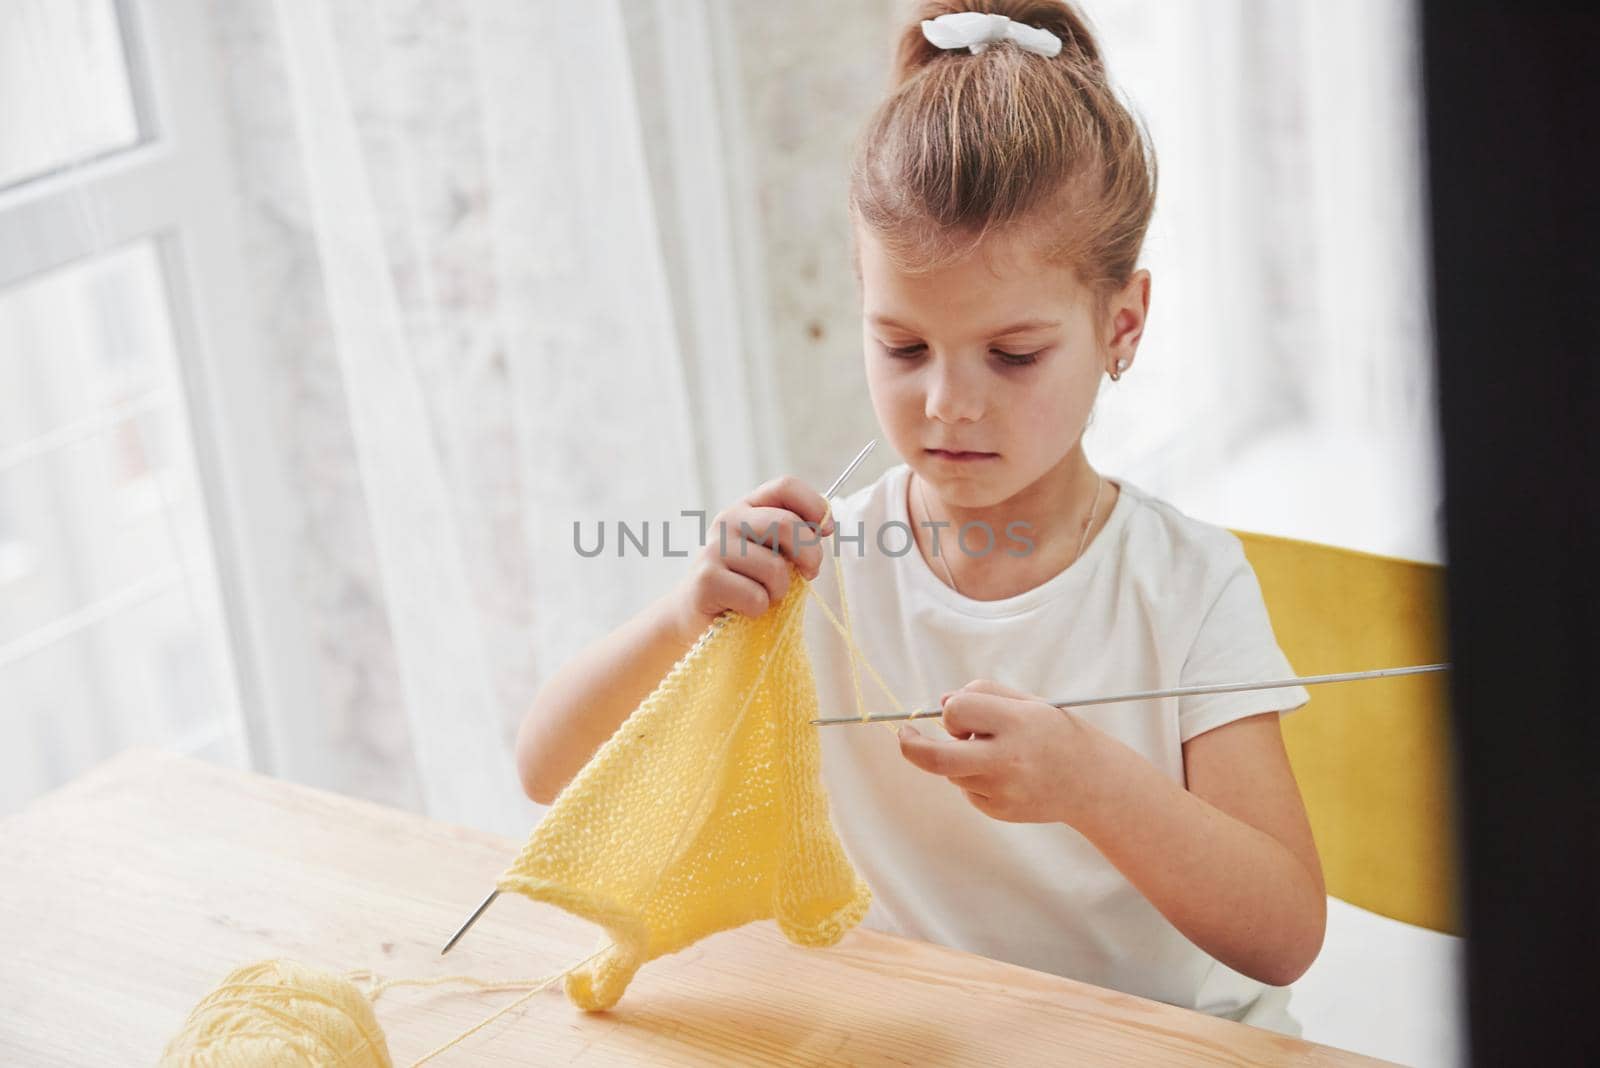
[158,958,393,1067]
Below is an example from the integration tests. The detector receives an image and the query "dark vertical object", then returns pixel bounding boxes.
[1418,4,1599,1065]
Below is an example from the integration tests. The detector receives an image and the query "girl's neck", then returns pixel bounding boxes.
[909,446,1117,600]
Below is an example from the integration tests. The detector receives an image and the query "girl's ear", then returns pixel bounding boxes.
[1106,269,1151,359]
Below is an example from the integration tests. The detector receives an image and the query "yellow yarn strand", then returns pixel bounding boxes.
[824,500,871,724]
[161,524,913,1066]
[805,523,910,731]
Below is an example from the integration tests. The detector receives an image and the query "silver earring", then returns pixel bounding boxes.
[1109,358,1128,381]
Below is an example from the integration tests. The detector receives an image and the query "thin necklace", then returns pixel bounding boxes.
[916,470,1105,598]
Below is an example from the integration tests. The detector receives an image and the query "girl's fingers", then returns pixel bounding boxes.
[940,691,1017,738]
[720,541,791,606]
[956,678,1037,701]
[719,504,825,578]
[704,564,773,620]
[745,475,833,538]
[897,727,994,777]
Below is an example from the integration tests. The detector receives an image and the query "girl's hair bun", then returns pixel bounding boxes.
[851,0,1156,310]
[893,1,1105,89]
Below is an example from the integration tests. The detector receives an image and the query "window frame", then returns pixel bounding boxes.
[0,0,319,779]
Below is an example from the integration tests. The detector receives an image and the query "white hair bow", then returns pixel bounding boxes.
[920,11,1063,57]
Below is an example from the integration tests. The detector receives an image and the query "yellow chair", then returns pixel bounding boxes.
[1230,530,1461,936]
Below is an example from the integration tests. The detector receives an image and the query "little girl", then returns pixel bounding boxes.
[516,0,1324,1038]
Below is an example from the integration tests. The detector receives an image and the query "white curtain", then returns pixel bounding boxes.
[1080,0,1442,567]
[204,0,771,836]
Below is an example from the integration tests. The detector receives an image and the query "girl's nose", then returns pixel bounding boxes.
[924,360,984,423]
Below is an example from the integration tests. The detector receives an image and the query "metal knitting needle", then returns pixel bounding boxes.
[821,438,878,500]
[440,439,878,956]
[440,887,499,956]
[810,662,1450,725]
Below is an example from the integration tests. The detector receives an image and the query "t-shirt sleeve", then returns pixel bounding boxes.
[1177,539,1311,744]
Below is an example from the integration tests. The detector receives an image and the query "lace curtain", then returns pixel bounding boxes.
[203,0,773,835]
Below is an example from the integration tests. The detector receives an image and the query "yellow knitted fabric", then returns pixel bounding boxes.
[159,551,898,1063]
[496,567,873,1011]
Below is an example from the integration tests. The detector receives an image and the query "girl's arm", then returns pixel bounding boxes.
[514,588,699,805]
[1072,710,1326,987]
[898,682,1325,988]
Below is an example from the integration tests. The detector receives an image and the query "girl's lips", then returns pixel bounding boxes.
[926,448,996,461]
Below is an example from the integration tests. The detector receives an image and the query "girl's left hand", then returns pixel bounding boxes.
[896,678,1117,826]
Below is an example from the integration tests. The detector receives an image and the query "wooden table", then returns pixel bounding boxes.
[0,749,1392,1065]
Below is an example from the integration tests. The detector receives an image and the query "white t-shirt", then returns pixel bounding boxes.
[803,461,1313,1036]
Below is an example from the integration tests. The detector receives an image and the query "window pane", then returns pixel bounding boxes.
[0,584,245,814]
[0,0,144,189]
[0,404,195,648]
[0,240,244,811]
[0,242,170,456]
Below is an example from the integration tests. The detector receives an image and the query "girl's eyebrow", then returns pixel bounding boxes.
[869,313,1061,335]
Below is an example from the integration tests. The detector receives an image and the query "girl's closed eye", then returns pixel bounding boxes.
[878,342,1044,367]
[994,348,1043,366]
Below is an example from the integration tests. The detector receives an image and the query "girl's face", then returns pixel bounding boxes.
[856,222,1140,511]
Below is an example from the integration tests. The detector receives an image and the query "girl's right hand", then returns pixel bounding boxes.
[669,475,836,644]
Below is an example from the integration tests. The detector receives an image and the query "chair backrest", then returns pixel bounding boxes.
[1229,529,1460,936]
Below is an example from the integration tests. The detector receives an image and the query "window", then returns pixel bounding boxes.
[0,0,250,811]
[0,0,147,190]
